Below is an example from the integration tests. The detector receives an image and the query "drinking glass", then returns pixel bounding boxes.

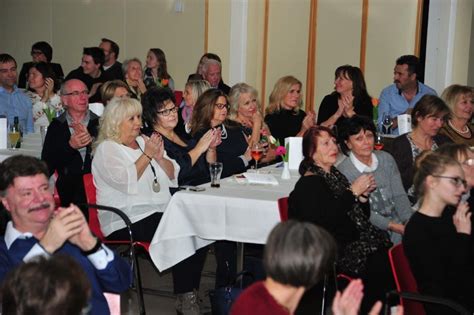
[209,162,223,188]
[8,124,20,150]
[382,113,393,134]
[250,142,264,172]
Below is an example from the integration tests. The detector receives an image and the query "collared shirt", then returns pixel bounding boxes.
[377,81,437,135]
[4,221,114,270]
[66,110,91,162]
[0,86,34,133]
[349,151,379,173]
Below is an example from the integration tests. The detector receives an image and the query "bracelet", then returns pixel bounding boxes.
[207,148,216,152]
[142,152,152,160]
[81,238,102,256]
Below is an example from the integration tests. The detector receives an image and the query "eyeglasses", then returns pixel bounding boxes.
[157,106,178,116]
[62,90,89,97]
[432,175,467,188]
[215,103,229,110]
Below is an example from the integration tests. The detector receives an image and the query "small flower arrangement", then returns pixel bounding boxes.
[275,143,289,162]
[43,103,63,123]
[371,98,379,123]
[158,78,169,88]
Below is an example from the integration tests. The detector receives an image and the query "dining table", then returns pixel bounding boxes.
[0,132,42,162]
[148,164,300,272]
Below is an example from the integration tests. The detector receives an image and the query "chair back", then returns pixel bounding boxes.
[388,244,426,315]
[277,197,289,221]
[83,173,105,240]
[174,90,183,106]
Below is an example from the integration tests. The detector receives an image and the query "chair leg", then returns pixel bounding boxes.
[321,274,328,315]
[132,245,146,315]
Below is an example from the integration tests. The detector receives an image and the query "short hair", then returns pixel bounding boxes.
[190,88,228,136]
[31,41,53,62]
[148,48,170,79]
[263,220,336,288]
[202,59,221,75]
[396,55,420,77]
[196,53,222,74]
[299,126,335,176]
[228,82,260,119]
[28,62,58,92]
[413,151,461,201]
[100,80,131,104]
[338,115,376,155]
[411,95,450,128]
[60,79,87,95]
[0,155,49,197]
[267,76,303,114]
[82,47,105,67]
[142,87,176,128]
[1,255,91,315]
[94,97,142,150]
[184,80,211,106]
[101,38,119,59]
[440,84,474,113]
[334,65,371,101]
[122,58,142,77]
[0,54,16,67]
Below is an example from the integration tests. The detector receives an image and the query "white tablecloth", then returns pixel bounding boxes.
[0,133,42,162]
[149,166,300,271]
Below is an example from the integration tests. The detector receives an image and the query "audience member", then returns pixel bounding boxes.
[0,155,131,315]
[378,55,437,134]
[100,79,131,105]
[337,115,413,244]
[144,48,175,91]
[264,76,315,145]
[1,255,91,315]
[25,62,62,132]
[404,151,474,314]
[177,79,211,134]
[190,88,251,178]
[123,57,147,100]
[92,97,178,241]
[65,47,111,103]
[99,38,124,81]
[439,84,474,145]
[187,52,221,81]
[389,95,451,203]
[201,58,230,94]
[0,54,34,134]
[41,79,99,212]
[18,41,64,89]
[318,65,373,129]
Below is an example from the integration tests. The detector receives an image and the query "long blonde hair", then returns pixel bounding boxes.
[266,75,303,115]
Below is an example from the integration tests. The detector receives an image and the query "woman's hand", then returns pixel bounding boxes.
[351,173,376,197]
[195,129,213,154]
[137,78,147,94]
[209,128,222,148]
[41,78,55,102]
[142,133,162,160]
[299,111,316,134]
[388,222,405,235]
[453,201,472,235]
[342,95,356,118]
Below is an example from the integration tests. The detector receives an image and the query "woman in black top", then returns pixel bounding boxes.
[317,65,373,129]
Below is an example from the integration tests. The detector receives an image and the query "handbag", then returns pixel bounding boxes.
[208,271,254,315]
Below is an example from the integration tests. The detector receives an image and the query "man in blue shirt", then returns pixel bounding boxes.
[0,155,132,315]
[0,54,34,134]
[377,55,437,134]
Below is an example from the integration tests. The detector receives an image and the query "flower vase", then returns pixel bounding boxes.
[281,162,291,180]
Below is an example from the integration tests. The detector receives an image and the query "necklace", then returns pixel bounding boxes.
[220,124,228,140]
[448,120,470,135]
[135,141,160,193]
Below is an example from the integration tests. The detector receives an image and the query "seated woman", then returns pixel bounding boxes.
[264,76,316,145]
[231,220,336,315]
[389,95,451,203]
[288,126,391,277]
[25,62,63,132]
[404,151,474,314]
[337,115,413,244]
[100,79,131,105]
[142,87,221,186]
[123,58,147,100]
[317,65,373,129]
[144,48,175,91]
[190,88,252,178]
[229,83,276,163]
[439,84,474,145]
[92,97,179,241]
[176,80,211,135]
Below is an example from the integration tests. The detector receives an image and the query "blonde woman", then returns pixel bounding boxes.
[177,80,211,134]
[264,76,316,144]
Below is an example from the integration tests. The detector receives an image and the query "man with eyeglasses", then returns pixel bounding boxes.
[17,41,64,89]
[41,79,99,217]
[0,53,34,134]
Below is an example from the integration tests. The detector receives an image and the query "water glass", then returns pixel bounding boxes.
[209,162,223,188]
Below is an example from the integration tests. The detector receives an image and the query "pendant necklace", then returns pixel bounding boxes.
[136,141,160,193]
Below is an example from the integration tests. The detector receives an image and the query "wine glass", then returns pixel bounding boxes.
[251,142,264,172]
[382,113,393,134]
[374,133,384,150]
[8,124,20,151]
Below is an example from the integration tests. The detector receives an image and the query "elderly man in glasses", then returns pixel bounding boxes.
[41,79,99,217]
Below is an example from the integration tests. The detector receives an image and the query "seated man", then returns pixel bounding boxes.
[201,58,230,95]
[0,155,132,315]
[99,38,124,81]
[18,41,64,89]
[65,47,112,103]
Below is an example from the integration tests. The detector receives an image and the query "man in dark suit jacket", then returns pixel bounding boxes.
[41,79,99,216]
[202,59,230,95]
[99,38,123,81]
[18,41,64,88]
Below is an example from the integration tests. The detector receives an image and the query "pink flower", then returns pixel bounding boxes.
[275,146,286,156]
[260,129,269,136]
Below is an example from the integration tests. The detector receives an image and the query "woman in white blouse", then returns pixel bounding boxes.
[92,97,179,241]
